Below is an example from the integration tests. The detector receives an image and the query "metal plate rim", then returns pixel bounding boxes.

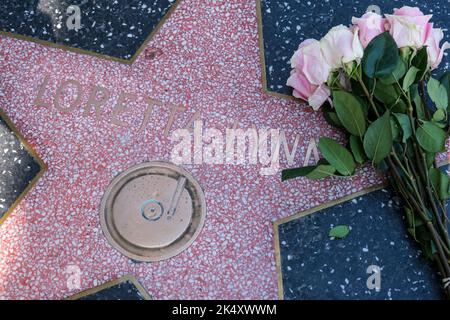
[99,161,207,262]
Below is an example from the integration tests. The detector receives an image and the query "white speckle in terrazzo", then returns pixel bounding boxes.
[0,0,387,300]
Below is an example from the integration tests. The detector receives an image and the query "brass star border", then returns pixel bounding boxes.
[66,275,152,300]
[0,0,182,65]
[256,0,298,101]
[0,109,47,227]
[272,184,385,299]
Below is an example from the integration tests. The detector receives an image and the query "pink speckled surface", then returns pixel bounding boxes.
[0,1,385,300]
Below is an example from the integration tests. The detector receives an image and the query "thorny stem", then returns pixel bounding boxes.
[358,76,450,298]
[407,88,450,250]
[388,158,450,298]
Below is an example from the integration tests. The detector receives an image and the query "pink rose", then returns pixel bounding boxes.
[308,85,331,111]
[393,6,425,17]
[320,25,364,69]
[290,39,331,85]
[425,26,450,70]
[352,12,386,48]
[287,71,330,111]
[287,38,331,110]
[386,6,432,48]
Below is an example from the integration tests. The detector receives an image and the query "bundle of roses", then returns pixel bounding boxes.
[283,6,450,298]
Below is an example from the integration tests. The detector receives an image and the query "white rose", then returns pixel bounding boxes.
[320,25,364,69]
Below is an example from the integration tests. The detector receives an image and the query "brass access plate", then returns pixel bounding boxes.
[100,161,206,262]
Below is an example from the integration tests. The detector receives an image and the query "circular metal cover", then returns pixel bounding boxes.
[100,161,206,262]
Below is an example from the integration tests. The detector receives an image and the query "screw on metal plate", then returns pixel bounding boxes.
[140,199,164,221]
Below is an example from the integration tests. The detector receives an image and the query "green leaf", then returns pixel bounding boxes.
[393,113,412,143]
[431,241,438,255]
[416,121,447,153]
[405,207,418,240]
[428,77,448,110]
[333,91,367,137]
[322,103,343,128]
[411,84,426,120]
[282,165,336,181]
[400,47,412,63]
[319,137,356,176]
[374,81,401,106]
[407,228,416,239]
[425,152,436,170]
[405,214,428,243]
[421,239,434,260]
[432,109,446,122]
[390,117,401,142]
[440,72,450,113]
[304,165,336,180]
[411,47,428,80]
[405,207,414,227]
[403,66,420,92]
[429,168,450,201]
[363,32,400,79]
[325,112,343,128]
[363,111,393,165]
[349,135,366,164]
[391,99,407,113]
[326,71,341,89]
[379,59,407,85]
[329,225,350,239]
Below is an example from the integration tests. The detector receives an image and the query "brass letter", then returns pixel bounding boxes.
[85,85,110,120]
[34,75,51,108]
[111,92,136,127]
[54,79,83,113]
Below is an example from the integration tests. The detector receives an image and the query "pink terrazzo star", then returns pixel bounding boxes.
[0,0,386,300]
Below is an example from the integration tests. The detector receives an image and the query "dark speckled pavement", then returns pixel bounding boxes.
[259,0,450,96]
[0,0,178,62]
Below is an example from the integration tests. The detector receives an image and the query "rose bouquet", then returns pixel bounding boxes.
[283,6,450,298]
